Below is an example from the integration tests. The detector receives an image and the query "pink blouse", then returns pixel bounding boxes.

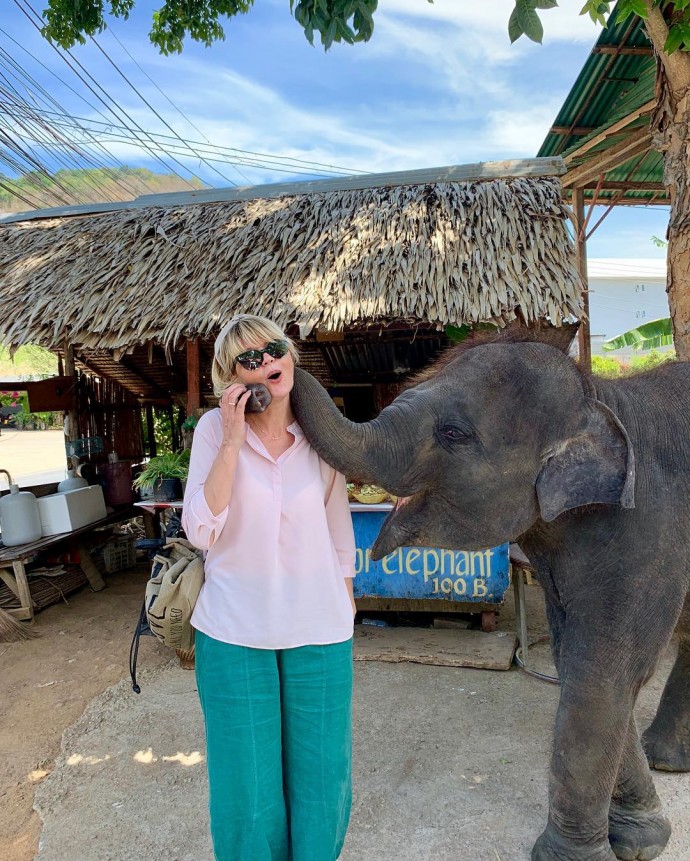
[182,409,356,649]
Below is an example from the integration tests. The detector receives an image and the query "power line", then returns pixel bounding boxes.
[89,34,240,188]
[14,0,199,189]
[18,105,365,178]
[0,26,155,198]
[104,25,252,185]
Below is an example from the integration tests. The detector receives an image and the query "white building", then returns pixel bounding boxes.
[586,258,670,358]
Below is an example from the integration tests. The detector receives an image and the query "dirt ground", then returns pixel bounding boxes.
[1,568,688,861]
[0,563,162,861]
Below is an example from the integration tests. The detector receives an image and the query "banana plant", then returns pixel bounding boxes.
[602,317,674,352]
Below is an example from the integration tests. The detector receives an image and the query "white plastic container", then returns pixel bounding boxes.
[57,469,89,493]
[37,485,107,536]
[0,484,43,546]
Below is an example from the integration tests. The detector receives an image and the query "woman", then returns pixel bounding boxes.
[182,313,356,861]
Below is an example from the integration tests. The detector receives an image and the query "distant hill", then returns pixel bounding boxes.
[0,345,58,380]
[0,167,207,213]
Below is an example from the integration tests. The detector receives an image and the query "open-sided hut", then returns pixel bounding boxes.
[0,159,583,460]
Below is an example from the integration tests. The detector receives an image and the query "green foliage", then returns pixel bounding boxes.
[291,0,380,49]
[590,355,623,377]
[578,0,690,54]
[0,344,58,377]
[132,448,190,489]
[592,349,675,378]
[41,0,690,54]
[43,0,253,53]
[444,323,498,343]
[628,349,676,371]
[602,317,674,352]
[141,407,177,453]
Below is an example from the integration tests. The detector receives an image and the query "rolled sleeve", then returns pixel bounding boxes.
[181,412,229,551]
[324,468,356,578]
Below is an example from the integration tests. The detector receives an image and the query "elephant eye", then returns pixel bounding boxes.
[436,423,474,448]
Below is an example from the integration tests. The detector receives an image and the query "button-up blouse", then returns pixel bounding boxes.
[182,408,356,650]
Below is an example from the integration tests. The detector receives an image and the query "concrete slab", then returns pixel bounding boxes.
[354,625,517,670]
[34,641,689,861]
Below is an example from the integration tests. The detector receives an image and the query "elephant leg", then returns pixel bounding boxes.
[608,715,671,860]
[642,593,690,772]
[532,675,631,861]
[530,588,682,861]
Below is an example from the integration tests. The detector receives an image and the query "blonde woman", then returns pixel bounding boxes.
[182,314,356,861]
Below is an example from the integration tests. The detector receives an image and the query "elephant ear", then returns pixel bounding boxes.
[536,399,635,522]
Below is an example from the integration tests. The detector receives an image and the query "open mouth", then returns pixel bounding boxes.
[371,493,420,559]
[267,370,282,383]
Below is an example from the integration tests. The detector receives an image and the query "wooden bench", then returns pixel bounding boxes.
[0,507,139,621]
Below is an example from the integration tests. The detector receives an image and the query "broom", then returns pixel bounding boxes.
[0,606,39,642]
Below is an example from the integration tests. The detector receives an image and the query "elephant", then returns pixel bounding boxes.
[289,328,690,861]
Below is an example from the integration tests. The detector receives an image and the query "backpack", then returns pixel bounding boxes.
[145,538,204,651]
[129,533,203,693]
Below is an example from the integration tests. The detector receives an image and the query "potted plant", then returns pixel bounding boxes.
[132,449,190,501]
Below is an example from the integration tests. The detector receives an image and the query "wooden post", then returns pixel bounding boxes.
[63,342,78,455]
[145,404,157,457]
[168,404,179,451]
[573,189,592,371]
[186,338,201,416]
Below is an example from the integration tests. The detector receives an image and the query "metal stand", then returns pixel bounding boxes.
[512,566,529,668]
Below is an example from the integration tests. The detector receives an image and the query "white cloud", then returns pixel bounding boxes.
[380,0,602,43]
[484,99,567,156]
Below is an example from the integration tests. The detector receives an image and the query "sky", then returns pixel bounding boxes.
[0,0,669,259]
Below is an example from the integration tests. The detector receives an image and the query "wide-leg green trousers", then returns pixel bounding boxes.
[195,631,353,861]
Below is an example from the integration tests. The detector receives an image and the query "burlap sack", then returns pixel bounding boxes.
[145,538,204,652]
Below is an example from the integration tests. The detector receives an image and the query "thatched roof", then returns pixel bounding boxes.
[0,161,583,353]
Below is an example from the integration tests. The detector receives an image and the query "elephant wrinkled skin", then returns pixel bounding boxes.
[291,329,690,861]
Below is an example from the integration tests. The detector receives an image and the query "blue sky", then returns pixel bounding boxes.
[1,0,668,259]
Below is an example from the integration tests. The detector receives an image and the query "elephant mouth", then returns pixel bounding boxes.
[371,493,424,560]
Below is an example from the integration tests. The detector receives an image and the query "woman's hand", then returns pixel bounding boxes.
[219,384,251,451]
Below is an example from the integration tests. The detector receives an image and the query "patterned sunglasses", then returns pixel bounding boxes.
[233,339,290,371]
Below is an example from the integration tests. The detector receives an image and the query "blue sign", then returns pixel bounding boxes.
[351,509,510,603]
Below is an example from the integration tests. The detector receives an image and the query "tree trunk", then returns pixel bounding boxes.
[644,4,690,361]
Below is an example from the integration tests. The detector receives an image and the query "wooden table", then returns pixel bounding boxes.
[0,507,138,621]
[134,500,183,538]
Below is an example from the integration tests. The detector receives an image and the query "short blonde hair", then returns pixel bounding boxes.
[211,314,299,396]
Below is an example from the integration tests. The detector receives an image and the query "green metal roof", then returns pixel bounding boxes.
[538,7,666,206]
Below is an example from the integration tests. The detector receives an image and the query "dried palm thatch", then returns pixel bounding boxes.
[0,176,582,353]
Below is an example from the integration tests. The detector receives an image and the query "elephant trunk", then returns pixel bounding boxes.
[291,367,413,490]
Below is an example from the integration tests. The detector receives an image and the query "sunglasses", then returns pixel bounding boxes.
[233,339,290,371]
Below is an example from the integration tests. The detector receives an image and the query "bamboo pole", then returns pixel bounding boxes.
[573,189,592,371]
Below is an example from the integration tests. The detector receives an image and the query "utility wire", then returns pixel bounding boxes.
[6,10,364,180]
[14,0,199,189]
[0,27,155,198]
[22,106,364,177]
[104,25,252,185]
[89,34,240,188]
[0,43,150,199]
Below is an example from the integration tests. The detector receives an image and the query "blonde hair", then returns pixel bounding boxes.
[211,314,299,396]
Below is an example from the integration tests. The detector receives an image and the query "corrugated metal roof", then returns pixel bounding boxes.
[538,6,665,206]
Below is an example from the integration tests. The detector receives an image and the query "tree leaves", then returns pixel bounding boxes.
[292,0,378,49]
[39,0,690,55]
[602,317,674,352]
[508,0,548,45]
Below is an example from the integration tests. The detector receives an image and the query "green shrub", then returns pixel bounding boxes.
[591,355,623,378]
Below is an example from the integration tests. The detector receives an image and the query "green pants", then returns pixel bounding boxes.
[195,632,353,861]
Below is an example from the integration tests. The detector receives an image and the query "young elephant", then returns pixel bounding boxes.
[290,330,690,861]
